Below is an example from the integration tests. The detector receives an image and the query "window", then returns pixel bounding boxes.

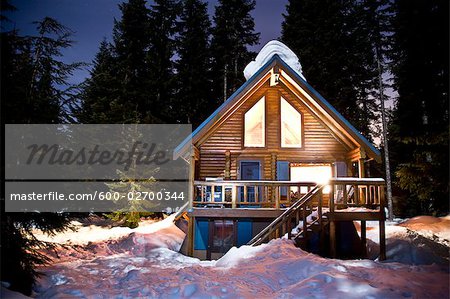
[244,97,265,147]
[290,163,332,194]
[211,220,234,253]
[281,97,302,147]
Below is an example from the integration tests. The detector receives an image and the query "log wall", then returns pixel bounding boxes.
[197,81,351,180]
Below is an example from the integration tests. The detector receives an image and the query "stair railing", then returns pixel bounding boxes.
[247,184,325,246]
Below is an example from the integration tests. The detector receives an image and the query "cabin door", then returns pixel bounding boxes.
[208,219,235,259]
[239,161,260,203]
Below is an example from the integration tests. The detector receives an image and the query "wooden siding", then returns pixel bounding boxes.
[197,79,353,180]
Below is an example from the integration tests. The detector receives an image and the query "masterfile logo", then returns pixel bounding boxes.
[5,124,192,213]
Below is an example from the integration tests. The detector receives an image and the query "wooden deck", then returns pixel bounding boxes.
[186,178,386,260]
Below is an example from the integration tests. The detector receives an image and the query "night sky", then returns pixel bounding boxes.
[5,0,289,85]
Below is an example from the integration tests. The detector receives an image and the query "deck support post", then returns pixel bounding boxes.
[188,153,196,209]
[287,216,292,239]
[187,215,195,257]
[302,206,307,240]
[329,185,335,213]
[318,189,323,222]
[361,220,367,258]
[330,220,337,258]
[379,219,386,261]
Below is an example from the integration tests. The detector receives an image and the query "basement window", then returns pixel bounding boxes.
[244,97,265,147]
[281,97,302,148]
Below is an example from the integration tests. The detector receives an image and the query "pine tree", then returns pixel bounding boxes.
[175,0,211,127]
[112,0,153,123]
[79,0,157,124]
[77,40,122,123]
[281,0,379,141]
[106,123,159,228]
[1,29,34,123]
[147,0,180,123]
[359,0,395,218]
[389,0,449,215]
[1,14,82,294]
[0,0,16,24]
[3,17,82,124]
[210,0,259,104]
[77,0,178,227]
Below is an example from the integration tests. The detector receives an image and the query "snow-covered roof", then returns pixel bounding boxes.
[244,40,305,80]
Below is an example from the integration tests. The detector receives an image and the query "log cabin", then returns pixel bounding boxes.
[174,41,386,261]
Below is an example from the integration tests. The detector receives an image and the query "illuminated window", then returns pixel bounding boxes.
[290,164,332,193]
[244,97,265,147]
[281,97,302,147]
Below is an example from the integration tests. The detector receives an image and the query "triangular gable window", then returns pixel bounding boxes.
[281,97,302,147]
[244,97,265,147]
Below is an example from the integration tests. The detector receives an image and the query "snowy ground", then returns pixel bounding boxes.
[2,215,449,298]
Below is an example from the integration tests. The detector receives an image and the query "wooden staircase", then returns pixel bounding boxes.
[246,180,385,259]
[292,210,330,254]
[247,184,327,247]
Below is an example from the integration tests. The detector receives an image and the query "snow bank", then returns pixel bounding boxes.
[33,237,449,299]
[33,215,177,246]
[243,40,305,80]
[215,243,268,268]
[358,220,449,265]
[400,215,450,242]
[35,215,189,264]
[1,286,31,298]
[26,215,450,298]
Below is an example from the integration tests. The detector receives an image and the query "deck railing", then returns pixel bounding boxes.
[328,178,385,212]
[193,180,317,209]
[193,178,385,211]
